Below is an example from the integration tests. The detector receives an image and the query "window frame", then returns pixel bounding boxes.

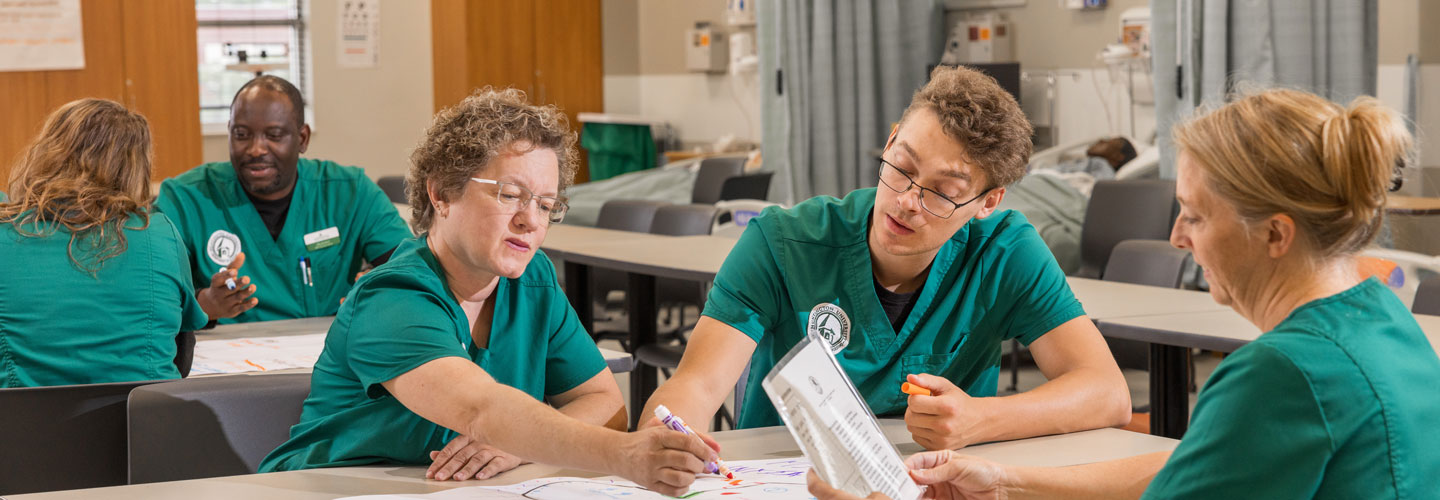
[196,0,311,134]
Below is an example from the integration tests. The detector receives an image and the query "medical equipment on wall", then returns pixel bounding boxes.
[1096,7,1152,138]
[729,31,758,75]
[725,0,756,27]
[1063,0,1106,9]
[687,22,728,73]
[941,12,1013,65]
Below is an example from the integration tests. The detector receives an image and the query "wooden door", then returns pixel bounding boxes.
[533,0,603,184]
[0,0,199,185]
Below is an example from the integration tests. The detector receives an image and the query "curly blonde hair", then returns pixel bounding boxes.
[900,66,1033,189]
[1,98,153,273]
[407,87,579,232]
[1174,89,1412,258]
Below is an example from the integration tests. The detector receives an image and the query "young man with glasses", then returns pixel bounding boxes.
[156,76,413,324]
[643,66,1130,450]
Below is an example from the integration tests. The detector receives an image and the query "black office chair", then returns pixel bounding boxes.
[0,380,162,495]
[718,172,773,201]
[376,176,408,204]
[591,200,670,348]
[1413,277,1440,316]
[1101,239,1196,413]
[128,373,311,484]
[692,157,746,204]
[634,204,720,396]
[1077,180,1178,279]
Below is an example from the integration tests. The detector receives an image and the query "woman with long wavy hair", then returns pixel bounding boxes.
[0,98,207,387]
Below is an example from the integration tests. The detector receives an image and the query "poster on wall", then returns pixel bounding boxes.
[337,0,378,68]
[0,0,85,72]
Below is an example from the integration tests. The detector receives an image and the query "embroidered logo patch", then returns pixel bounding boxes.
[807,302,851,354]
[206,230,241,266]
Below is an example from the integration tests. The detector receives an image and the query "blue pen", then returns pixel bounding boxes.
[655,405,734,479]
[299,257,313,287]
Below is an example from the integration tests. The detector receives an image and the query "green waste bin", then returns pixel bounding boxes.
[581,121,657,182]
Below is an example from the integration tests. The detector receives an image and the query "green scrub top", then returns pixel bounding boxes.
[705,188,1086,429]
[1143,278,1440,499]
[259,237,608,472]
[154,159,413,324]
[0,212,209,387]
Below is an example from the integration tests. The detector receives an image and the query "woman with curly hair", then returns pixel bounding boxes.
[0,98,208,387]
[260,89,716,496]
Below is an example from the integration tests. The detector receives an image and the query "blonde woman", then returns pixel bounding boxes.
[0,99,207,387]
[810,89,1440,499]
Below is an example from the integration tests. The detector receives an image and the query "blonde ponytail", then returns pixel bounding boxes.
[1174,89,1413,258]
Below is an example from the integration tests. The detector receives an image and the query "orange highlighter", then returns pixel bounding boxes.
[900,382,931,396]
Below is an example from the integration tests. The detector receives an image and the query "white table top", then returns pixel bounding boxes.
[542,225,738,282]
[196,317,634,374]
[1098,308,1440,354]
[9,421,1176,499]
[1066,277,1230,321]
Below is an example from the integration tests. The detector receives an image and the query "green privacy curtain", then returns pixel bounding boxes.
[1153,0,1378,179]
[759,0,943,203]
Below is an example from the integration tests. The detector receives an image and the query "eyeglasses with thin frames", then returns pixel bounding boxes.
[469,178,568,224]
[876,159,989,219]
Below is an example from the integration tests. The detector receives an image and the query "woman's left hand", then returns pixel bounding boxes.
[427,435,528,481]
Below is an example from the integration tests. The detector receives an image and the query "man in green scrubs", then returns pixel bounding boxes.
[155,76,412,324]
[644,66,1129,449]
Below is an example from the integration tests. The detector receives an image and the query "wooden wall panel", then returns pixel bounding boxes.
[466,0,535,96]
[430,0,472,112]
[534,0,603,183]
[0,0,199,185]
[1,0,127,185]
[120,0,201,180]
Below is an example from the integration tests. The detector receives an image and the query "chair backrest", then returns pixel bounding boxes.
[596,199,669,233]
[0,379,161,495]
[1101,239,1191,371]
[1413,277,1440,316]
[1080,179,1177,279]
[1102,239,1193,288]
[376,176,408,204]
[650,204,719,236]
[718,172,773,201]
[692,157,746,204]
[128,373,312,484]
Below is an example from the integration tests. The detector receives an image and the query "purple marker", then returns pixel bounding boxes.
[654,405,734,479]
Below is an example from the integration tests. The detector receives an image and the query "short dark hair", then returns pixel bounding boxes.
[231,75,305,128]
[1117,137,1138,166]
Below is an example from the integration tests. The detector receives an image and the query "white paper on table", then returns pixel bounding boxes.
[333,457,813,499]
[189,333,327,375]
[761,335,922,500]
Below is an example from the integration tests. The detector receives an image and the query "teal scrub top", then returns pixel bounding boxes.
[259,237,608,472]
[706,188,1086,429]
[0,212,209,387]
[1143,278,1440,499]
[154,159,413,324]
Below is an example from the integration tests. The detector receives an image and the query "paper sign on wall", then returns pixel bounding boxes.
[0,0,85,72]
[337,0,378,68]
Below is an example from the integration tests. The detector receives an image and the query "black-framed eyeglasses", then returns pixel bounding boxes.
[877,159,988,219]
[469,178,569,224]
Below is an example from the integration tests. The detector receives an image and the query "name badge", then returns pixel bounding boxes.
[303,227,341,251]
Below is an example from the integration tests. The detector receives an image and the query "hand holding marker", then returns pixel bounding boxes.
[654,405,735,479]
[219,267,237,290]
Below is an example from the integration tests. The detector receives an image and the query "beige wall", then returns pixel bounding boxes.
[202,0,436,181]
[1378,0,1419,65]
[604,0,728,76]
[1422,0,1440,64]
[944,0,1148,70]
[602,0,641,75]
